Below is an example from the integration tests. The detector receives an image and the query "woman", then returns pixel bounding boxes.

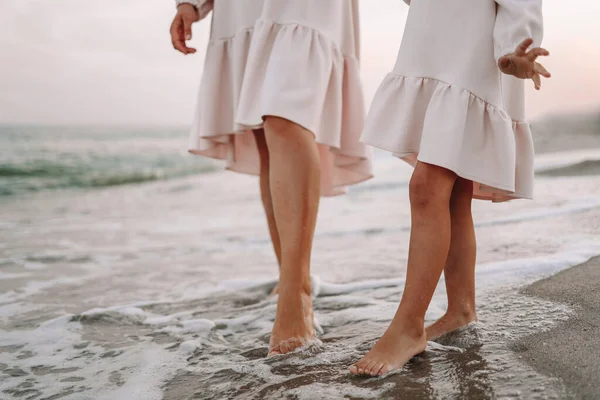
[170,0,372,356]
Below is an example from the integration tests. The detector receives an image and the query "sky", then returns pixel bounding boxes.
[0,0,599,126]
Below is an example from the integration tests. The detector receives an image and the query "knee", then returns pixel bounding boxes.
[409,165,456,211]
[264,116,296,141]
[409,173,435,210]
[263,116,313,149]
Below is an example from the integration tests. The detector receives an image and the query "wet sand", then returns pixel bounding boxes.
[514,256,600,399]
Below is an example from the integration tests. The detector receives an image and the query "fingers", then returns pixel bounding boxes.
[170,15,196,55]
[535,62,551,78]
[532,60,551,91]
[526,47,550,62]
[515,38,534,56]
[170,16,187,54]
[532,72,541,90]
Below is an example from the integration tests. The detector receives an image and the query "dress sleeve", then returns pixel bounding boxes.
[493,0,543,62]
[175,0,214,21]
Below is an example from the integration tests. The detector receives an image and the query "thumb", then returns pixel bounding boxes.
[498,55,510,71]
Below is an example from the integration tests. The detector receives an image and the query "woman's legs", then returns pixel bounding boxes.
[426,178,477,340]
[253,129,283,295]
[263,116,321,356]
[350,161,457,376]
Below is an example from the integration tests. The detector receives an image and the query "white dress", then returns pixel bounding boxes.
[187,0,373,196]
[361,0,544,202]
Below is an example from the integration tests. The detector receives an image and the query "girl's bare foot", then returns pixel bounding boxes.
[349,322,427,376]
[426,310,477,341]
[268,286,315,356]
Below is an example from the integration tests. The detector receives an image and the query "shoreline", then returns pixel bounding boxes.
[512,256,600,399]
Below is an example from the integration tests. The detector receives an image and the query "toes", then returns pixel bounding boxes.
[351,358,391,377]
[286,338,302,353]
[267,349,281,358]
[267,345,282,357]
[350,360,367,375]
[351,359,375,376]
[357,364,365,375]
[364,359,378,376]
[372,361,386,376]
[279,340,292,354]
[269,338,305,357]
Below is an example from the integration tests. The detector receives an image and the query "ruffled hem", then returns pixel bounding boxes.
[361,74,534,202]
[188,20,373,196]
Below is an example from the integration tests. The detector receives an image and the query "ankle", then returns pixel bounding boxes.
[278,275,312,296]
[446,304,477,322]
[392,313,426,338]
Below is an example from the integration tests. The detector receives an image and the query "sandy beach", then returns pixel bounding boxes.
[0,118,599,399]
[514,256,600,400]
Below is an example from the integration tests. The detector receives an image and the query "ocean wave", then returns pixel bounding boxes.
[537,159,600,177]
[0,163,216,197]
[0,125,217,197]
[0,163,72,177]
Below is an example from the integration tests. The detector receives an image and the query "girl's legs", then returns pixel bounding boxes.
[350,161,457,376]
[263,116,321,356]
[253,129,283,295]
[426,178,477,340]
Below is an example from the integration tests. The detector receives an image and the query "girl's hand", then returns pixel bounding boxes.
[498,38,551,90]
[170,4,200,55]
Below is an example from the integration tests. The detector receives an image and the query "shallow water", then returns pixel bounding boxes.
[1,148,600,399]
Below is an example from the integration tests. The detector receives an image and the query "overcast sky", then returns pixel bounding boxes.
[1,1,599,126]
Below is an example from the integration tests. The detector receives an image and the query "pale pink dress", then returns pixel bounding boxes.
[188,0,373,196]
[361,0,544,202]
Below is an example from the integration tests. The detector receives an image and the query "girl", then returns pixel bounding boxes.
[350,0,550,376]
[170,0,372,356]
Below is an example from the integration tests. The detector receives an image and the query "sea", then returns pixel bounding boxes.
[1,122,600,399]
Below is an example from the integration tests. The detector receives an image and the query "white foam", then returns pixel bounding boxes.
[159,318,215,335]
[178,339,201,355]
[426,341,465,353]
[97,344,185,400]
[285,382,383,399]
[0,276,87,304]
[0,310,197,400]
[318,278,404,297]
[81,305,147,318]
[0,272,30,279]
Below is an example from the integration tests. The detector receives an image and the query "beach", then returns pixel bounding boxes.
[0,117,599,399]
[513,256,600,400]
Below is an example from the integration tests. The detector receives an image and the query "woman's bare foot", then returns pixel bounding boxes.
[268,286,315,356]
[426,310,477,341]
[349,322,427,376]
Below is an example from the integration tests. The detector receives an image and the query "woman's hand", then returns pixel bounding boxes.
[170,4,200,55]
[498,38,551,90]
